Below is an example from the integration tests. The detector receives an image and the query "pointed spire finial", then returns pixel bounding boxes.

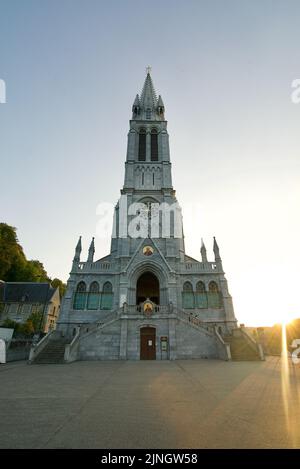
[132,70,165,121]
[213,236,221,261]
[73,236,82,262]
[87,237,95,263]
[140,71,157,108]
[201,238,207,262]
[132,94,140,118]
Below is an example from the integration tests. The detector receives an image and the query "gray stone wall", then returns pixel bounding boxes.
[78,320,121,360]
[74,315,223,361]
[175,320,218,359]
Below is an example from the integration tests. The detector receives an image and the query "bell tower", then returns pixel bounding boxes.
[111,70,185,261]
[123,69,172,191]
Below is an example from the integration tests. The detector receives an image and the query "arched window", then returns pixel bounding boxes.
[208,281,221,308]
[101,282,113,310]
[209,281,219,292]
[73,281,87,310]
[87,281,100,310]
[182,282,194,309]
[183,282,193,292]
[195,281,207,308]
[146,108,151,119]
[138,129,146,161]
[196,281,206,293]
[151,129,158,161]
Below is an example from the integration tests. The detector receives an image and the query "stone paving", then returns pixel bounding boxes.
[0,357,299,448]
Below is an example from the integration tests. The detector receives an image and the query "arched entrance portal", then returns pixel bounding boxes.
[136,272,159,305]
[140,327,156,360]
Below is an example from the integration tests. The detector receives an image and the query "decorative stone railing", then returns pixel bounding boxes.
[64,327,80,363]
[79,308,122,338]
[122,304,170,315]
[174,307,215,336]
[239,327,265,361]
[77,262,114,272]
[179,262,220,273]
[214,326,231,361]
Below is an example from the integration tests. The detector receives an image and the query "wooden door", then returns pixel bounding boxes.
[140,327,156,360]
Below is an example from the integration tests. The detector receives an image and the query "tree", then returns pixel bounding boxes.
[51,278,67,297]
[0,223,27,280]
[22,260,50,283]
[1,311,44,337]
[0,223,65,288]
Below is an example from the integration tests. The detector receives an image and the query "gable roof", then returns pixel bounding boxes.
[123,237,174,274]
[0,282,56,303]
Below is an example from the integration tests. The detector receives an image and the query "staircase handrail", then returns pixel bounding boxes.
[174,306,214,336]
[214,326,231,361]
[28,330,58,363]
[64,327,80,363]
[240,327,265,360]
[79,307,122,339]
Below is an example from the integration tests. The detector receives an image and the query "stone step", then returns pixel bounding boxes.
[32,339,69,364]
[224,336,260,361]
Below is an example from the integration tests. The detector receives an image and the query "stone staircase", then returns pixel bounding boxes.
[224,335,260,361]
[32,339,69,364]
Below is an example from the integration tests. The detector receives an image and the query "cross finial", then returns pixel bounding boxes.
[146,65,152,75]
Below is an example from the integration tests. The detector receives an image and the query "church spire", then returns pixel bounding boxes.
[140,70,157,109]
[213,236,221,262]
[132,94,140,118]
[87,237,95,262]
[73,236,82,263]
[200,238,207,262]
[131,68,165,121]
[157,95,165,118]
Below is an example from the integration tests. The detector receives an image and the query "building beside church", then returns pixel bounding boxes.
[31,71,263,363]
[0,281,60,333]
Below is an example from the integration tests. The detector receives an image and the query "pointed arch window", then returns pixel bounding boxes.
[146,108,151,119]
[195,281,208,308]
[73,281,87,310]
[182,281,194,309]
[209,281,218,293]
[87,281,100,310]
[208,281,221,308]
[151,129,158,161]
[138,128,146,161]
[101,282,114,310]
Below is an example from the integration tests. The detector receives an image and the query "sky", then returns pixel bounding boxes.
[0,0,300,326]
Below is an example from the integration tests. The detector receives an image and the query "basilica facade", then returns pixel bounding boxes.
[57,71,239,361]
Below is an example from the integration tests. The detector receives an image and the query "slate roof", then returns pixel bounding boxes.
[0,282,56,303]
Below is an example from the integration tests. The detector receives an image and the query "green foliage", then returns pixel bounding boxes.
[0,318,17,331]
[51,278,67,297]
[0,223,27,281]
[0,222,65,289]
[22,260,49,282]
[0,311,44,337]
[27,311,43,331]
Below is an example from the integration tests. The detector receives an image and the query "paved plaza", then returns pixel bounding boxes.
[0,357,299,448]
